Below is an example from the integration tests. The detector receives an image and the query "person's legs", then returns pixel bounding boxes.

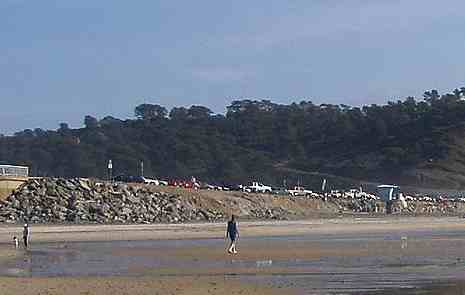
[228,240,233,253]
[232,240,237,254]
[23,237,28,248]
[229,235,237,254]
[228,236,237,253]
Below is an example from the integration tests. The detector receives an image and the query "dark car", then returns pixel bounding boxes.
[272,187,288,196]
[113,175,129,182]
[130,176,145,183]
[113,175,145,183]
[223,183,242,191]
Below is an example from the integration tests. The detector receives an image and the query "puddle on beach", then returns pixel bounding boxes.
[1,230,465,294]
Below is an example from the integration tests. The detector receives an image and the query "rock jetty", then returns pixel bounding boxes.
[0,178,228,224]
[0,178,302,224]
[1,178,464,224]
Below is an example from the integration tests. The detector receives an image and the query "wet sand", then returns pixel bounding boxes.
[0,276,284,295]
[1,217,465,294]
[0,216,465,243]
[0,248,17,263]
[368,281,465,295]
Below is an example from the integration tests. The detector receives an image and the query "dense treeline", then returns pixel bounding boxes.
[2,87,465,188]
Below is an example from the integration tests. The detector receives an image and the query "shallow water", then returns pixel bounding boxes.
[2,229,465,294]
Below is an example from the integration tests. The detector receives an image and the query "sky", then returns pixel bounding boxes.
[1,0,465,134]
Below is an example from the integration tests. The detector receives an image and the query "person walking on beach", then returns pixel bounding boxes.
[23,223,30,249]
[226,215,239,254]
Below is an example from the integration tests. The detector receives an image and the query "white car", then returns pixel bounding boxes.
[247,182,272,193]
[158,180,168,186]
[143,177,159,185]
[287,186,312,197]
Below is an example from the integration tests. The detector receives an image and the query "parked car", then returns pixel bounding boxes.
[200,182,216,190]
[288,186,312,197]
[272,187,288,196]
[168,179,200,189]
[158,180,168,186]
[168,179,179,187]
[247,182,272,193]
[142,177,159,185]
[113,175,145,183]
[224,183,243,191]
[242,185,252,193]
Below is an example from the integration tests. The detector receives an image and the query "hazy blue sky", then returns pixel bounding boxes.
[2,1,465,134]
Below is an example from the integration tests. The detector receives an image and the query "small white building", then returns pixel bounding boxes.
[377,185,400,202]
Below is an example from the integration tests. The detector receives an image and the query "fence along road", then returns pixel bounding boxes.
[0,165,29,200]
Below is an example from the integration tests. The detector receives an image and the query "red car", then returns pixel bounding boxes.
[168,179,199,189]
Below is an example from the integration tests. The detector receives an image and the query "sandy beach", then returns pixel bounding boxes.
[1,216,464,243]
[0,276,285,295]
[1,217,465,294]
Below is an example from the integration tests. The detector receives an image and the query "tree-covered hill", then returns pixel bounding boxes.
[3,87,465,190]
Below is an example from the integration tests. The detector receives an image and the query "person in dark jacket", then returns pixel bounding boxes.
[226,215,239,254]
[23,223,30,249]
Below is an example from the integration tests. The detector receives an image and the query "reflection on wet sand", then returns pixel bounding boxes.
[1,227,465,294]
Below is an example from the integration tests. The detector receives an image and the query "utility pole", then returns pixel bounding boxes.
[321,178,327,200]
[108,160,113,183]
[140,161,144,177]
[321,178,327,192]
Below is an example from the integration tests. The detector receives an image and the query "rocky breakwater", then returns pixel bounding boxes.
[0,178,227,224]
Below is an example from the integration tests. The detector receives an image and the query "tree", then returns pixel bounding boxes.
[58,123,70,132]
[423,89,440,104]
[135,104,167,120]
[187,106,212,119]
[169,107,188,120]
[34,128,46,137]
[100,116,122,126]
[3,86,465,188]
[84,115,99,129]
[14,129,34,137]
